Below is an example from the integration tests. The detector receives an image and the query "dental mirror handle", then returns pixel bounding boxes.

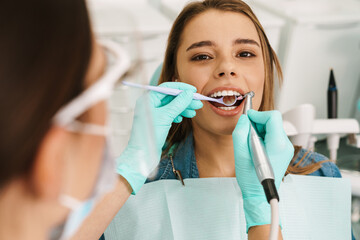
[122,81,216,102]
[243,92,279,203]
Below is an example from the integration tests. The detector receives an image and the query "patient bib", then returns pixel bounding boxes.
[104,175,351,240]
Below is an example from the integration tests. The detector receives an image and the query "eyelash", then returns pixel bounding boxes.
[237,51,256,58]
[191,54,213,61]
[191,51,256,61]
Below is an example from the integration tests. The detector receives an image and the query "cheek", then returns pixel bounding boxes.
[177,62,211,93]
[246,63,265,111]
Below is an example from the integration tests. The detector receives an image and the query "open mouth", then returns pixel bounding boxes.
[208,90,244,110]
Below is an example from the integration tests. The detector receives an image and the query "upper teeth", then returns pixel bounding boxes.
[210,90,241,98]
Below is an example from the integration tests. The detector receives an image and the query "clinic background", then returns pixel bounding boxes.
[86,0,360,238]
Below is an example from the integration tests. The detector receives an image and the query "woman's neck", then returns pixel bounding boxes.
[0,179,54,240]
[193,127,236,178]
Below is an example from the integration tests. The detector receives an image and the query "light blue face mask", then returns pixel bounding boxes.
[59,198,96,240]
[49,39,131,240]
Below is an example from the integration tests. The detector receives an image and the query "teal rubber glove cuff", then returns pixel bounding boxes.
[117,82,203,194]
[233,110,294,232]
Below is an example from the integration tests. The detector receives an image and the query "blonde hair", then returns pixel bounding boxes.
[159,0,327,174]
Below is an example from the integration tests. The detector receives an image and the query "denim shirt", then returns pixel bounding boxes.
[146,132,342,183]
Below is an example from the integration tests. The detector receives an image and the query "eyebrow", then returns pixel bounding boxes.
[234,38,260,47]
[186,38,260,52]
[186,41,214,51]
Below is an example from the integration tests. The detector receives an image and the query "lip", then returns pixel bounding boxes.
[207,98,245,117]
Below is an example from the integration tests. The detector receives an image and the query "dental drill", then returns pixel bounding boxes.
[242,92,280,240]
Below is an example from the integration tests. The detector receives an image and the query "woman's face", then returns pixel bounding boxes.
[176,9,264,136]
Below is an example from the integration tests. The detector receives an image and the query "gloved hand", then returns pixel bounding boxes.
[117,82,203,194]
[232,109,294,232]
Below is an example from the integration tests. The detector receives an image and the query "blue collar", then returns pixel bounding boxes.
[171,132,199,179]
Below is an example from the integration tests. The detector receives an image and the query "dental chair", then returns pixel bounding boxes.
[149,63,162,86]
[282,104,360,161]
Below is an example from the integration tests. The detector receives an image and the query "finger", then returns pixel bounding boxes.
[180,109,196,119]
[173,115,183,123]
[150,82,197,108]
[160,95,175,106]
[161,89,195,119]
[158,82,197,91]
[233,115,252,163]
[162,98,202,110]
[187,99,203,110]
[232,114,250,146]
[247,110,285,137]
[248,110,293,161]
[158,94,202,110]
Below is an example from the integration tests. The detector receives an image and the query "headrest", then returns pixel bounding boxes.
[150,63,163,86]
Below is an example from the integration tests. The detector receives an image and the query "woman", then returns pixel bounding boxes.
[0,0,200,239]
[145,0,342,238]
[152,0,340,181]
[99,0,342,239]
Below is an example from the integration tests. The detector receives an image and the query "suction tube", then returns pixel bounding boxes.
[242,92,279,203]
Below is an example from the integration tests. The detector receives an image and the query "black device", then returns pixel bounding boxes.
[327,69,337,118]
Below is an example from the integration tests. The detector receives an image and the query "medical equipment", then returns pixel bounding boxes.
[122,81,245,107]
[252,0,360,120]
[242,92,280,240]
[327,69,337,119]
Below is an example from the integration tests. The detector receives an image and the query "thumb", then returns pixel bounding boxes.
[233,114,252,169]
[232,114,250,146]
[160,89,195,119]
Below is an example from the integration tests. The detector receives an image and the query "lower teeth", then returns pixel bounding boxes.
[218,106,236,110]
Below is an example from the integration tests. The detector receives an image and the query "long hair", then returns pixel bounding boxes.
[158,0,327,174]
[0,0,92,188]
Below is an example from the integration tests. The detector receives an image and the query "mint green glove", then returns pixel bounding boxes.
[232,109,294,232]
[117,82,203,194]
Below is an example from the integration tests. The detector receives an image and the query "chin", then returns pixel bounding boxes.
[193,113,241,136]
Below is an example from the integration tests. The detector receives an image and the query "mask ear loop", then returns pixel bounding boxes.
[64,120,109,136]
[59,195,83,211]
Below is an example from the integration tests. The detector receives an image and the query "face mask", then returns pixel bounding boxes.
[49,39,130,240]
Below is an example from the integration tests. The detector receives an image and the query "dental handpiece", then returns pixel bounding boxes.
[243,92,279,203]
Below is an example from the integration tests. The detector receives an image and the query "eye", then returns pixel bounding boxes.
[238,51,255,58]
[191,54,212,61]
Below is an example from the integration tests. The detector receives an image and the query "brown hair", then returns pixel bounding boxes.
[0,0,92,188]
[158,0,326,174]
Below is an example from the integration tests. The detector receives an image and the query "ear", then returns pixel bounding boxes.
[30,126,69,200]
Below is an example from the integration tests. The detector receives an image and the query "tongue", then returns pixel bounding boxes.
[211,102,225,107]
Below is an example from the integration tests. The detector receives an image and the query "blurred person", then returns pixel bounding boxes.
[0,1,200,239]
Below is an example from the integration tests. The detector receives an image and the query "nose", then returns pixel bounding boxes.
[214,58,237,79]
[218,71,236,77]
